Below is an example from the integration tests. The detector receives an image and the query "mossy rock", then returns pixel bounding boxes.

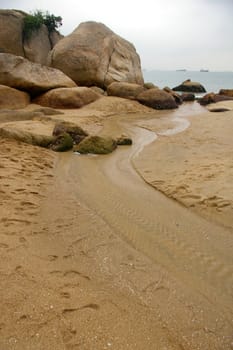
[116,136,132,145]
[53,121,88,144]
[74,136,117,154]
[50,132,73,152]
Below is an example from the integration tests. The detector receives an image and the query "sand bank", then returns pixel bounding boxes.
[134,102,233,229]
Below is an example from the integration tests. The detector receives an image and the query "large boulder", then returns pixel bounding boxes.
[0,84,30,109]
[172,79,206,93]
[107,82,145,100]
[0,10,25,57]
[137,88,177,109]
[23,24,52,65]
[0,53,76,95]
[34,87,101,108]
[49,21,144,88]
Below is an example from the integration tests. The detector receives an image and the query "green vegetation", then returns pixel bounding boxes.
[23,10,62,39]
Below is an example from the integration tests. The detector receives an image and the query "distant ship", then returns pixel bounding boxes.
[176,69,187,72]
[200,69,209,72]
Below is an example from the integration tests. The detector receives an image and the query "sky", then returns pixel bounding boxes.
[0,0,232,71]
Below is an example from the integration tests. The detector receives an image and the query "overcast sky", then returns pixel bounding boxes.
[1,0,232,71]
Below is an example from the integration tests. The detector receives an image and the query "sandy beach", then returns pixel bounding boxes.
[0,100,233,349]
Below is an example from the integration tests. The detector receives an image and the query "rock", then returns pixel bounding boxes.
[0,10,25,57]
[107,82,145,100]
[181,93,195,101]
[0,84,30,109]
[0,53,76,95]
[172,79,206,93]
[137,88,177,110]
[163,86,183,105]
[50,132,74,152]
[34,87,100,108]
[23,24,52,65]
[74,135,117,154]
[144,82,158,89]
[198,93,233,105]
[219,89,233,97]
[49,21,144,88]
[208,107,231,112]
[116,136,133,145]
[0,107,62,123]
[0,126,54,147]
[90,86,106,95]
[52,121,88,144]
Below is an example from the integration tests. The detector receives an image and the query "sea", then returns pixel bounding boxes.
[143,70,233,94]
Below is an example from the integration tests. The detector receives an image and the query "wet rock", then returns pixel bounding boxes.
[74,135,117,154]
[50,132,73,152]
[173,79,206,93]
[137,88,177,110]
[163,86,183,105]
[198,93,233,105]
[116,136,133,145]
[181,93,195,101]
[219,89,233,97]
[52,121,88,144]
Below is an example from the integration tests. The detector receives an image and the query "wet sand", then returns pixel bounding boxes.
[0,100,233,349]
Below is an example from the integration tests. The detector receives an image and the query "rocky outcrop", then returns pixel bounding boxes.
[34,87,100,108]
[0,53,76,95]
[0,10,25,57]
[49,21,144,88]
[198,93,233,105]
[0,84,30,109]
[137,88,177,109]
[173,79,206,93]
[107,82,145,100]
[0,10,63,65]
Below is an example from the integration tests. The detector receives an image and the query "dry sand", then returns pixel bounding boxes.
[0,99,233,349]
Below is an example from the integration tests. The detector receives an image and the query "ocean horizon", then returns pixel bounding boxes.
[143,70,233,93]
